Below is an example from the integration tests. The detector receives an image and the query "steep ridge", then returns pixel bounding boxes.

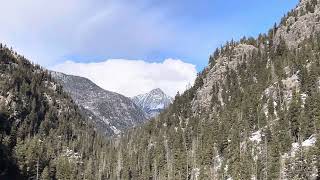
[194,0,320,114]
[51,72,147,135]
[132,88,173,118]
[92,0,320,179]
[274,0,320,48]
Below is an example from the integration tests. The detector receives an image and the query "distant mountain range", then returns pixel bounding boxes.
[51,71,172,135]
[132,88,173,118]
[51,71,147,135]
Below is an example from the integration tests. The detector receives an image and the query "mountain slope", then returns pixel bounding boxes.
[132,88,173,118]
[51,72,147,135]
[0,46,111,179]
[87,0,320,179]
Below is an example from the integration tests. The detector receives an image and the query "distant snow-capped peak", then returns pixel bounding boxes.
[132,88,173,118]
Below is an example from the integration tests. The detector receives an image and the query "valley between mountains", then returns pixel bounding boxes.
[1,0,320,179]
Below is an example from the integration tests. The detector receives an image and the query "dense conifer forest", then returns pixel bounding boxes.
[0,46,109,179]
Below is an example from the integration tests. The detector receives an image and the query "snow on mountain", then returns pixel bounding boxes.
[132,88,173,118]
[51,71,147,135]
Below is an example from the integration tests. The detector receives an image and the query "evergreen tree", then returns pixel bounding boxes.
[41,166,50,180]
[288,91,302,141]
[267,139,280,180]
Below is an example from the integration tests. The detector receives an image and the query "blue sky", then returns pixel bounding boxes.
[63,0,299,71]
[0,0,299,96]
[148,0,300,70]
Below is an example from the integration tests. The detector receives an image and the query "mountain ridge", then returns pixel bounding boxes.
[87,0,320,179]
[51,71,147,135]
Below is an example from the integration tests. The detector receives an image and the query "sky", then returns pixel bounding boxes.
[0,0,299,97]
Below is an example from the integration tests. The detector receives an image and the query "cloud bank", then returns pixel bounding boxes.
[0,0,178,66]
[0,0,214,69]
[52,59,197,97]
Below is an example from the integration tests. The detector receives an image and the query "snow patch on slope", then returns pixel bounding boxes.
[291,135,317,156]
[249,130,262,143]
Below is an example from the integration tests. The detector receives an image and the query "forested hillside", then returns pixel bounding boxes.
[93,0,320,179]
[0,46,110,179]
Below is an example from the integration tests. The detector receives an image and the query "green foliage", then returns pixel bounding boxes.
[56,156,75,180]
[40,166,50,180]
[288,91,302,141]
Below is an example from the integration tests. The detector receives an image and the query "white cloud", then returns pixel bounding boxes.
[0,0,181,66]
[51,59,197,97]
[0,0,91,65]
[0,0,216,69]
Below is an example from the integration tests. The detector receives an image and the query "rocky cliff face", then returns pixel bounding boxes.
[193,0,320,114]
[181,0,320,178]
[51,72,147,135]
[132,88,172,118]
[192,44,257,112]
[274,0,320,48]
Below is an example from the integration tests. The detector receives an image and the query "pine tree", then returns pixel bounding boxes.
[277,111,292,153]
[267,139,280,180]
[288,91,302,141]
[56,156,73,180]
[41,166,50,180]
[227,126,241,179]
